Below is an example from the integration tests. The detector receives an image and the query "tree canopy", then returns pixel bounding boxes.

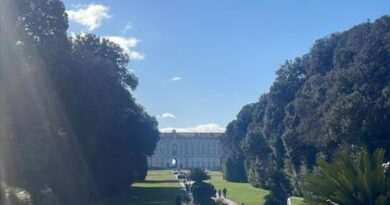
[0,0,159,204]
[221,15,390,195]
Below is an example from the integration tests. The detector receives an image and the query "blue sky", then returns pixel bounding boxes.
[63,0,389,132]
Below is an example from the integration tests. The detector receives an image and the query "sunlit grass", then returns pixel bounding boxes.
[206,171,269,205]
[291,196,305,205]
[99,170,186,205]
[206,171,304,205]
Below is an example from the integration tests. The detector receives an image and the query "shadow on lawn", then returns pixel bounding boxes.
[143,179,179,184]
[102,186,185,205]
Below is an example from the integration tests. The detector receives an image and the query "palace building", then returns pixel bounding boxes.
[147,131,223,170]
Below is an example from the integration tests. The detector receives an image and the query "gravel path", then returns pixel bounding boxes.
[177,173,239,205]
[213,197,239,205]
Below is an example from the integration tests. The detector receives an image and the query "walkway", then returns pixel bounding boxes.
[213,197,238,205]
[176,173,238,205]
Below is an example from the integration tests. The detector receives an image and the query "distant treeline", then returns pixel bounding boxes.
[221,16,390,195]
[0,0,159,204]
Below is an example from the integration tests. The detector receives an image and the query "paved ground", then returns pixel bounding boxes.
[213,197,238,205]
[177,173,239,205]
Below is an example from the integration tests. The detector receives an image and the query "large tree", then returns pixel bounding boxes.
[221,15,390,197]
[0,0,159,204]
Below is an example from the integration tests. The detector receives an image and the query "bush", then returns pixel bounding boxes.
[191,182,216,205]
[222,154,247,182]
[304,148,390,205]
[0,183,33,205]
[263,170,290,205]
[188,168,210,183]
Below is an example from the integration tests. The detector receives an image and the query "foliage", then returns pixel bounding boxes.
[176,195,182,205]
[191,182,216,205]
[246,157,273,189]
[303,148,390,205]
[221,104,256,182]
[263,170,290,205]
[0,183,33,205]
[188,169,216,204]
[189,168,211,183]
[221,15,390,196]
[222,153,247,182]
[0,0,159,204]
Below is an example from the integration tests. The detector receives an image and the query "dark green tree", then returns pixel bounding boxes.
[0,0,159,204]
[189,168,211,182]
[188,169,216,205]
[191,182,216,205]
[263,170,290,205]
[221,103,256,182]
[221,15,390,196]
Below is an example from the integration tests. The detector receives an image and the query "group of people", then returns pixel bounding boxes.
[216,188,227,198]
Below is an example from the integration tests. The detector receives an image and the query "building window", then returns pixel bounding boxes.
[185,142,189,155]
[200,141,205,155]
[165,142,170,155]
[191,142,194,155]
[179,142,184,156]
[172,143,178,156]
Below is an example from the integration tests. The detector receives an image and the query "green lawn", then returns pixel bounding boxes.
[205,171,269,205]
[205,171,304,205]
[99,170,304,205]
[291,196,305,205]
[100,170,185,205]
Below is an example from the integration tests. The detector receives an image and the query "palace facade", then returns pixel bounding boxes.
[148,131,223,170]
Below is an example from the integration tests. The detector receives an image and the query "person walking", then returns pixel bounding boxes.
[222,188,227,198]
[218,189,222,198]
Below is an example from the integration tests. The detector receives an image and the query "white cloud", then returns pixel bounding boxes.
[105,36,139,48]
[104,36,145,60]
[67,4,111,31]
[122,23,133,34]
[128,50,145,61]
[160,123,225,133]
[157,113,176,119]
[171,76,182,81]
